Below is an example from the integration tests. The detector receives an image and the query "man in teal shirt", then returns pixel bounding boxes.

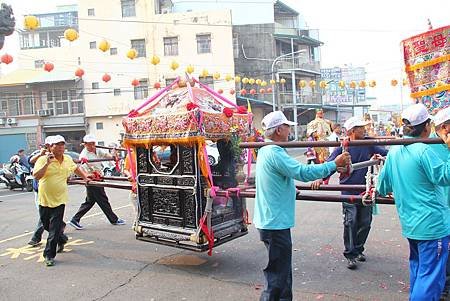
[432,107,450,299]
[377,104,450,301]
[255,111,351,301]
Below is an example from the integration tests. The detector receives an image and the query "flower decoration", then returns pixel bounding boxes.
[186,102,198,111]
[223,107,233,118]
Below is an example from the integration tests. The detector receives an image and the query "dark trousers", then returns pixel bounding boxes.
[258,229,293,301]
[39,204,65,259]
[30,219,44,243]
[342,202,372,259]
[72,186,118,224]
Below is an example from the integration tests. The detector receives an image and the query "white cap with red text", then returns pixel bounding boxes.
[261,111,296,130]
[83,134,96,143]
[402,103,431,126]
[52,135,66,144]
[344,116,369,131]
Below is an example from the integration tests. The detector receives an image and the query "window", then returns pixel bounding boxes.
[196,34,211,54]
[165,78,176,87]
[110,47,117,55]
[71,100,84,114]
[134,79,148,100]
[96,122,103,130]
[114,88,121,96]
[199,76,214,88]
[55,89,69,115]
[88,8,95,16]
[233,33,239,58]
[6,94,20,116]
[23,92,35,115]
[164,37,178,56]
[131,39,146,57]
[39,32,48,47]
[34,60,45,69]
[92,82,99,89]
[121,0,136,17]
[89,41,96,49]
[48,30,63,48]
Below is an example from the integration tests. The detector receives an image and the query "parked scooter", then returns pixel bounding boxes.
[0,157,33,191]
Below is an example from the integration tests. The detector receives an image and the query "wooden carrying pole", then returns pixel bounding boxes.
[240,137,443,149]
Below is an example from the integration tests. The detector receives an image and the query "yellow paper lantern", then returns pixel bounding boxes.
[359,80,366,88]
[242,77,249,84]
[225,74,232,81]
[127,48,138,59]
[338,81,346,88]
[255,79,262,85]
[234,76,241,83]
[369,80,376,88]
[270,79,276,85]
[308,80,316,88]
[24,15,39,30]
[64,28,78,42]
[213,72,220,80]
[261,81,267,87]
[402,79,408,86]
[298,80,306,88]
[319,81,327,89]
[170,60,179,71]
[280,78,286,84]
[391,79,398,86]
[185,64,194,74]
[349,81,356,89]
[249,78,255,85]
[201,69,209,78]
[151,55,160,65]
[98,39,111,52]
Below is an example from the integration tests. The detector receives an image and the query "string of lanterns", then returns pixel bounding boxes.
[19,15,425,94]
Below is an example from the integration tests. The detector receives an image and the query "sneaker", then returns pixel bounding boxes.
[346,258,357,270]
[112,218,126,226]
[44,257,55,267]
[28,239,41,247]
[356,253,366,262]
[69,220,84,230]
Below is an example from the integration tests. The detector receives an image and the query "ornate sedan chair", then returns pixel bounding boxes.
[122,78,252,254]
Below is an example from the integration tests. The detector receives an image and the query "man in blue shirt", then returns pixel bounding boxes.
[431,107,450,300]
[255,111,351,301]
[377,103,450,301]
[311,116,388,270]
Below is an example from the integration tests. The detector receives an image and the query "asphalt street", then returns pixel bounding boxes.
[0,153,410,301]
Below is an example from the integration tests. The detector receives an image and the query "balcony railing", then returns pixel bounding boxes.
[277,57,321,73]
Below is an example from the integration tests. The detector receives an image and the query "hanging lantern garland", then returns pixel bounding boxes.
[24,15,39,30]
[64,28,78,42]
[150,55,160,65]
[213,72,220,80]
[102,73,111,82]
[75,68,85,78]
[43,62,54,72]
[234,76,241,83]
[391,79,398,87]
[1,53,13,64]
[153,82,161,89]
[170,60,179,71]
[131,79,140,87]
[186,64,194,74]
[98,39,110,52]
[225,74,232,81]
[127,49,138,60]
[201,69,209,78]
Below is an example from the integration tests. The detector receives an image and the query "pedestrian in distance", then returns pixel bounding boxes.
[69,134,126,230]
[377,103,450,301]
[311,116,388,270]
[33,135,90,267]
[254,111,351,301]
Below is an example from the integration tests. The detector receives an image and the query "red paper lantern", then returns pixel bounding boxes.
[102,73,111,83]
[229,89,235,95]
[240,89,247,95]
[1,53,13,64]
[153,82,161,89]
[131,79,140,87]
[267,87,273,93]
[75,68,85,78]
[43,62,54,72]
[217,88,223,94]
[250,89,256,95]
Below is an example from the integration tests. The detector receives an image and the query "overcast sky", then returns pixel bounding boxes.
[2,0,449,107]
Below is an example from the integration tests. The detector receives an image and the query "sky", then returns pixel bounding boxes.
[1,0,449,108]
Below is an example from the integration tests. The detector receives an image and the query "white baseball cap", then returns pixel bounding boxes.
[83,134,96,143]
[344,116,369,131]
[402,103,431,126]
[261,111,296,130]
[52,135,66,144]
[433,107,450,126]
[44,135,54,145]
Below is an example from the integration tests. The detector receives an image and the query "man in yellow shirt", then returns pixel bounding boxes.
[33,135,90,267]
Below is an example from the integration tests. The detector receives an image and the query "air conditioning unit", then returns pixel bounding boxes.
[0,118,5,125]
[6,117,17,125]
[38,109,52,117]
[0,111,6,117]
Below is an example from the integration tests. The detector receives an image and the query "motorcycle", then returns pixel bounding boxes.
[0,162,33,191]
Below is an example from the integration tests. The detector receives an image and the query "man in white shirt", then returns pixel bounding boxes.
[328,123,341,155]
[69,134,125,230]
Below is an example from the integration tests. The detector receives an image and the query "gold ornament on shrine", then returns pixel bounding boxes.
[64,28,78,41]
[127,49,138,59]
[24,15,39,30]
